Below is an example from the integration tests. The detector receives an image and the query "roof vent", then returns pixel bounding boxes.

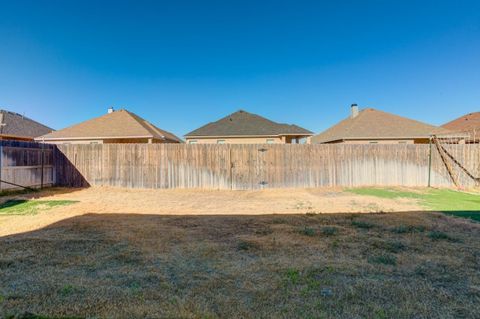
[351,104,359,119]
[108,107,115,114]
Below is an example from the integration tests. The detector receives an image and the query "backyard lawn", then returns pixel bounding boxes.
[349,187,480,221]
[0,187,479,318]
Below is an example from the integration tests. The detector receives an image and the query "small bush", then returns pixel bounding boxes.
[352,220,374,229]
[321,226,338,236]
[368,254,397,266]
[299,226,315,236]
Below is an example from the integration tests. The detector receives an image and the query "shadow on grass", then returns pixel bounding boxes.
[441,210,480,222]
[0,187,86,201]
[0,210,479,318]
[0,199,28,209]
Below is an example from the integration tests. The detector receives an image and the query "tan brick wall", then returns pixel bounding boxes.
[40,138,175,144]
[325,139,430,144]
[186,136,285,144]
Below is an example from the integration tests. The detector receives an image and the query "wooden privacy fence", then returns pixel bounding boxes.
[54,144,480,190]
[0,141,55,190]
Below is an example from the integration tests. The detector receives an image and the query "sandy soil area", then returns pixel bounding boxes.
[0,187,421,237]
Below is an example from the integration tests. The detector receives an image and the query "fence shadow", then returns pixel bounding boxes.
[0,211,478,317]
[54,146,90,188]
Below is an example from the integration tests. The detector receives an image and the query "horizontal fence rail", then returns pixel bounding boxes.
[53,144,480,190]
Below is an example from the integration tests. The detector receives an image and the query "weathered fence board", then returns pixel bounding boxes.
[54,144,480,190]
[0,141,55,190]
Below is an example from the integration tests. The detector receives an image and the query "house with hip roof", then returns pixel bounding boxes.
[311,104,450,144]
[0,109,53,141]
[184,110,313,144]
[35,108,182,144]
[442,112,480,143]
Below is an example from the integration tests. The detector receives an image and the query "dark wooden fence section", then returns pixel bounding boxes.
[53,144,480,189]
[0,141,55,190]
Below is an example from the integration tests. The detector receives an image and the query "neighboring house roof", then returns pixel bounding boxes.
[312,108,450,143]
[442,112,480,136]
[37,109,182,142]
[441,112,480,142]
[0,109,53,139]
[185,110,313,137]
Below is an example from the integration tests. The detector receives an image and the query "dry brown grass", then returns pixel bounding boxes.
[0,187,421,237]
[0,188,479,318]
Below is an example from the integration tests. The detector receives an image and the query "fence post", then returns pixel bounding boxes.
[428,137,432,187]
[40,142,45,189]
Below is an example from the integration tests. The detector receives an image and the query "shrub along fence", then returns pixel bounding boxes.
[53,143,480,190]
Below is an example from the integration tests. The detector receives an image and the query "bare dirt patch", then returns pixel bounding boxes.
[0,187,421,237]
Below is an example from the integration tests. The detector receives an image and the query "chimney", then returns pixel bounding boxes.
[350,104,359,119]
[108,107,115,114]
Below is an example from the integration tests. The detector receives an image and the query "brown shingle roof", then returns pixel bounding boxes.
[312,108,450,143]
[441,112,480,142]
[0,109,53,139]
[185,110,313,137]
[37,109,182,143]
[442,112,480,133]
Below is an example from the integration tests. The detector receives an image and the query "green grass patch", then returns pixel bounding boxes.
[348,187,480,221]
[284,268,300,284]
[298,226,316,236]
[0,200,77,216]
[348,188,424,200]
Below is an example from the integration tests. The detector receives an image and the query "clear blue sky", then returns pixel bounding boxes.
[1,0,479,137]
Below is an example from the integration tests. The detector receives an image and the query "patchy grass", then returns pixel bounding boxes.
[427,230,457,242]
[351,220,375,229]
[321,226,338,236]
[391,224,426,234]
[368,254,397,266]
[0,200,77,215]
[298,226,316,236]
[349,187,480,221]
[0,211,479,318]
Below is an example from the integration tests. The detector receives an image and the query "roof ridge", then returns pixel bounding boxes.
[312,107,449,143]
